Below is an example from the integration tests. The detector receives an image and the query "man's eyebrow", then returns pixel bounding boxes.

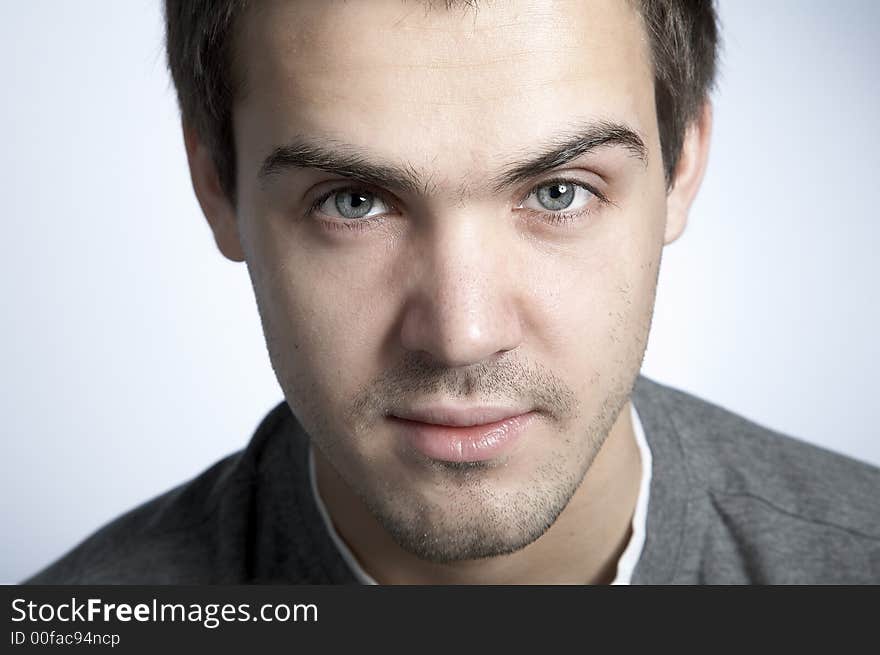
[257,120,647,196]
[258,138,426,196]
[490,120,647,192]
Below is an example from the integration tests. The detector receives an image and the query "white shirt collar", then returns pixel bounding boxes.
[308,401,652,585]
[610,401,652,584]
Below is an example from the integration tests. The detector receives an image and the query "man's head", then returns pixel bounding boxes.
[166,0,717,563]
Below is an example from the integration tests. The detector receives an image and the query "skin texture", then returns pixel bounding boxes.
[184,0,712,584]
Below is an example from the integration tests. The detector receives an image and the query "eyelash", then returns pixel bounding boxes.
[305,177,611,233]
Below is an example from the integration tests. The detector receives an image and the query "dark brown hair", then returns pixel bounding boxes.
[164,0,719,204]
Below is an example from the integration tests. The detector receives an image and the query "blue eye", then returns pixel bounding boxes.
[523,180,596,213]
[314,187,391,220]
[334,190,373,219]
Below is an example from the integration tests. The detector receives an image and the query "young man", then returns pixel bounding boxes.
[25,0,880,584]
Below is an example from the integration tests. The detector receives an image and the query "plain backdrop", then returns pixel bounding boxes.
[2,1,878,583]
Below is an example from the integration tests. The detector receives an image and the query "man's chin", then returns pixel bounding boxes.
[373,510,557,564]
[356,466,583,564]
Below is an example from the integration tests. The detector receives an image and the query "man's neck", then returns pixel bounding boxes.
[313,401,642,585]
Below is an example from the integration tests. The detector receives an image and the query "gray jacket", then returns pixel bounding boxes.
[23,375,880,584]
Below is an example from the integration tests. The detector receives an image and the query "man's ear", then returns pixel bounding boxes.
[182,123,246,262]
[663,100,713,245]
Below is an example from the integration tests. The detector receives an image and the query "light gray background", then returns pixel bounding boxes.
[2,1,877,583]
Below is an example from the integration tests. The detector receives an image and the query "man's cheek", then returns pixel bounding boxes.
[282,302,370,402]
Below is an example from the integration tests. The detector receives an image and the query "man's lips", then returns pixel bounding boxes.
[389,405,534,427]
[387,406,537,463]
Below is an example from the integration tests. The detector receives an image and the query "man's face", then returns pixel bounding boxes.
[230,0,670,561]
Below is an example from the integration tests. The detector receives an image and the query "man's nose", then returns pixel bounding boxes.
[397,220,524,368]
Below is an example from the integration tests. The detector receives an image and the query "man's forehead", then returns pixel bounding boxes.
[234,0,656,186]
[240,0,644,53]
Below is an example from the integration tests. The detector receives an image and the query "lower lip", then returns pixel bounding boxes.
[390,412,537,463]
